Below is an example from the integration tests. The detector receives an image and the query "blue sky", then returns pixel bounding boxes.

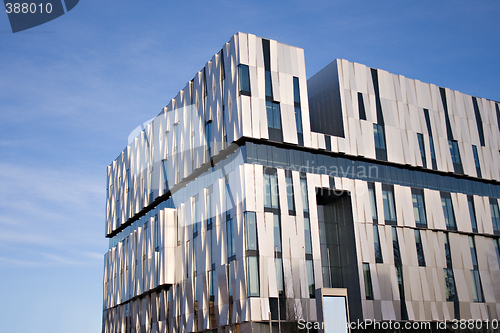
[0,1,498,332]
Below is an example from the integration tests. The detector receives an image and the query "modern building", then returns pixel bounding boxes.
[102,32,500,333]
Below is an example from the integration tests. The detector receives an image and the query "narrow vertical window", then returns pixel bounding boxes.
[264,170,279,210]
[412,188,427,228]
[245,212,258,251]
[358,92,366,120]
[373,124,387,161]
[467,195,478,233]
[247,256,260,297]
[154,214,160,252]
[490,198,500,235]
[392,227,408,319]
[306,260,315,298]
[494,239,500,269]
[472,97,485,147]
[266,101,283,142]
[227,218,235,260]
[496,103,500,132]
[205,121,212,158]
[238,64,251,96]
[304,217,312,256]
[273,214,282,253]
[275,257,284,296]
[443,233,458,303]
[363,263,374,300]
[414,229,426,267]
[471,145,482,178]
[245,212,259,298]
[373,225,383,263]
[417,133,427,168]
[449,140,463,174]
[423,109,438,170]
[441,192,457,231]
[300,174,309,213]
[293,77,304,145]
[285,170,295,215]
[225,177,232,219]
[469,236,484,302]
[382,184,397,225]
[368,182,378,223]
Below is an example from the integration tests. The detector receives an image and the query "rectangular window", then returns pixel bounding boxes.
[300,175,309,213]
[225,177,232,219]
[193,195,199,236]
[227,218,235,260]
[470,270,484,302]
[382,184,396,225]
[472,145,482,178]
[467,195,478,233]
[285,170,295,215]
[306,260,315,298]
[374,124,387,161]
[205,121,212,157]
[293,77,303,140]
[247,256,260,297]
[154,214,160,252]
[304,217,312,256]
[423,109,437,170]
[449,140,463,174]
[373,225,383,263]
[412,188,427,228]
[469,236,478,270]
[358,92,366,120]
[472,97,485,147]
[206,186,213,226]
[444,267,457,302]
[368,182,378,223]
[273,214,282,253]
[275,257,284,296]
[266,101,283,142]
[238,64,251,96]
[363,263,374,300]
[494,239,500,269]
[490,198,500,234]
[265,71,273,98]
[414,229,426,267]
[244,212,258,251]
[441,192,457,231]
[496,103,500,132]
[417,133,427,168]
[264,172,279,210]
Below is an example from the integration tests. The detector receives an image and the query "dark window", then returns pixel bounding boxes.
[265,71,273,98]
[293,77,303,140]
[449,140,463,175]
[273,214,282,253]
[205,121,212,157]
[374,124,387,161]
[467,195,478,233]
[238,64,251,96]
[266,101,282,142]
[494,239,500,269]
[472,97,485,147]
[154,214,160,252]
[227,218,235,260]
[441,192,456,231]
[417,133,427,168]
[382,184,396,225]
[423,109,437,170]
[472,145,482,178]
[490,198,500,234]
[443,233,458,303]
[358,92,366,120]
[368,182,378,223]
[414,229,426,267]
[306,260,315,298]
[285,170,295,215]
[496,103,500,132]
[469,236,484,302]
[373,225,383,263]
[363,263,374,300]
[412,188,427,228]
